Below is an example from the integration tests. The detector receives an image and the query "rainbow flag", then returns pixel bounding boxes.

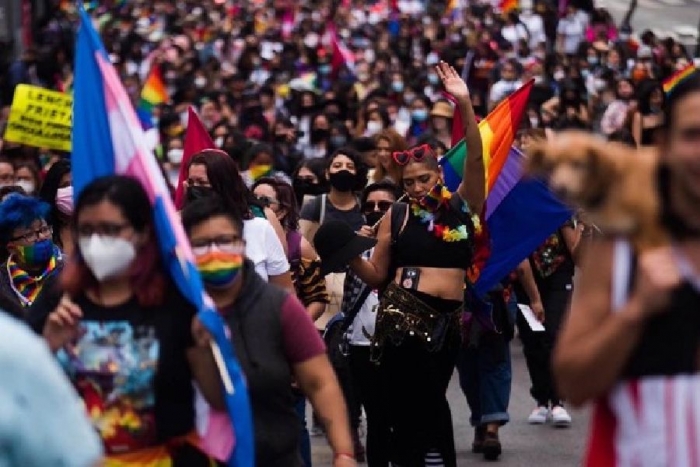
[139,64,168,112]
[72,7,253,467]
[248,164,272,182]
[499,0,518,13]
[442,80,534,193]
[663,64,697,95]
[440,81,572,296]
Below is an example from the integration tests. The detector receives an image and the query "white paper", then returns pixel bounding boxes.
[518,304,545,332]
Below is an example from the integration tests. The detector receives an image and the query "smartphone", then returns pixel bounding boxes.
[400,267,421,290]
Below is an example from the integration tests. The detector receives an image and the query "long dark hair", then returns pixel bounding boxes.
[252,177,300,232]
[38,159,71,248]
[187,149,264,220]
[61,175,167,306]
[657,71,700,239]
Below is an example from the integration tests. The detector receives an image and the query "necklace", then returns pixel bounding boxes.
[410,183,474,243]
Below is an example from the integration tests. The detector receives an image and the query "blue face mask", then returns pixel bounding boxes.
[318,64,331,75]
[412,109,428,122]
[427,74,439,85]
[392,81,404,93]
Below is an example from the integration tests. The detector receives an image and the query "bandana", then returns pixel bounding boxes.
[8,246,59,306]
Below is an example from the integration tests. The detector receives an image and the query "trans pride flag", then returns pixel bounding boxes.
[72,7,254,467]
[440,81,572,296]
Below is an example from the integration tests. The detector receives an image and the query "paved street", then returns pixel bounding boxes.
[311,339,591,466]
[597,0,699,51]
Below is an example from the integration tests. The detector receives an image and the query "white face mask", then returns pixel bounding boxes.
[15,180,35,195]
[167,148,184,164]
[366,120,382,136]
[79,234,136,281]
[215,136,224,148]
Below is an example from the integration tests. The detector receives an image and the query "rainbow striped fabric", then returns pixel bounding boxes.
[499,0,518,13]
[440,81,572,296]
[139,64,168,112]
[72,7,253,467]
[663,64,697,95]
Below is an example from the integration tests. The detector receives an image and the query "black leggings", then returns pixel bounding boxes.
[377,290,461,467]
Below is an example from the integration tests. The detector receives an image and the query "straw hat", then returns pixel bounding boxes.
[430,101,454,119]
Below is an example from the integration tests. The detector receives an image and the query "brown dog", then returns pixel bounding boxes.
[526,131,668,250]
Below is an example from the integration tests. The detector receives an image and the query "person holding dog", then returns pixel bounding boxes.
[553,72,700,465]
[341,61,485,467]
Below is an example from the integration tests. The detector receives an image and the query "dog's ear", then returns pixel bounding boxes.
[584,141,617,194]
[525,140,549,176]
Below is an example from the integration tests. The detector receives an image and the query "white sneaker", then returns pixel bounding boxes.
[551,406,572,427]
[527,406,550,424]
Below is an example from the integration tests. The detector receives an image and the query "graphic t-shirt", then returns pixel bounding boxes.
[57,292,197,456]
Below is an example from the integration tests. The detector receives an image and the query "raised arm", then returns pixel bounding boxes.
[436,61,485,214]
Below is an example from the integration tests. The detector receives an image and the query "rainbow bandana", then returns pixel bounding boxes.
[8,244,59,306]
[196,250,244,288]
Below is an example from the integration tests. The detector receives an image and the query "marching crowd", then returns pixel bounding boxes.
[1,0,700,466]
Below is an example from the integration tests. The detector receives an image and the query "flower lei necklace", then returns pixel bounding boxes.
[410,183,476,242]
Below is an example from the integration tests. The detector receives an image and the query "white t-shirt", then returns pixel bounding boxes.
[243,217,290,281]
[348,289,379,346]
[557,16,585,55]
[520,13,546,48]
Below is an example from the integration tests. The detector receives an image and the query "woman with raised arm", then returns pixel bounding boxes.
[346,61,485,467]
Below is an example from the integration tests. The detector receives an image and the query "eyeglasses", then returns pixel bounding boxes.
[191,235,244,255]
[256,195,279,207]
[362,200,393,213]
[10,224,53,243]
[392,144,434,166]
[76,222,131,237]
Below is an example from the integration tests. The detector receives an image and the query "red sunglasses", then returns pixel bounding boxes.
[392,144,435,166]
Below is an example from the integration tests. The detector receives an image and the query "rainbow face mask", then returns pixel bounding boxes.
[196,250,244,289]
[15,239,54,267]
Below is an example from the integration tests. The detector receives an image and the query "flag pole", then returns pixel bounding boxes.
[210,341,235,395]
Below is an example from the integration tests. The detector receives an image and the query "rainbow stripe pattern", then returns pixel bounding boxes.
[499,0,518,13]
[196,251,244,288]
[8,250,58,306]
[139,64,168,112]
[72,7,253,466]
[663,64,697,95]
[440,80,572,296]
[247,164,273,183]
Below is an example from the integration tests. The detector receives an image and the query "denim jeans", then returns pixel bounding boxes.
[294,393,312,467]
[457,290,515,427]
[457,333,512,426]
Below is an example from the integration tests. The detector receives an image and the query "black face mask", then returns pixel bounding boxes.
[365,210,385,227]
[310,128,330,143]
[186,185,215,204]
[293,179,326,202]
[328,170,356,192]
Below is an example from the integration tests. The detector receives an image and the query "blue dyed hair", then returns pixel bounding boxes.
[0,194,50,245]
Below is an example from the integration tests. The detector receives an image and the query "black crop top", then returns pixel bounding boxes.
[393,193,476,270]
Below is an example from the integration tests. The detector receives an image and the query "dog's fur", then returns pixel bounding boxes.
[526,131,668,250]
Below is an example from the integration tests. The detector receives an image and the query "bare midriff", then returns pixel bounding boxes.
[394,266,465,301]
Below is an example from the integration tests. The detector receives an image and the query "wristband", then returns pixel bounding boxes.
[334,453,356,461]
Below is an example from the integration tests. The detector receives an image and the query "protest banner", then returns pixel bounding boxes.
[4,84,73,151]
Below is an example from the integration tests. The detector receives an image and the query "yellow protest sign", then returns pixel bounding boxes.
[4,85,72,151]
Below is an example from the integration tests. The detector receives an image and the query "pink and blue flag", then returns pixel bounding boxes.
[72,7,254,467]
